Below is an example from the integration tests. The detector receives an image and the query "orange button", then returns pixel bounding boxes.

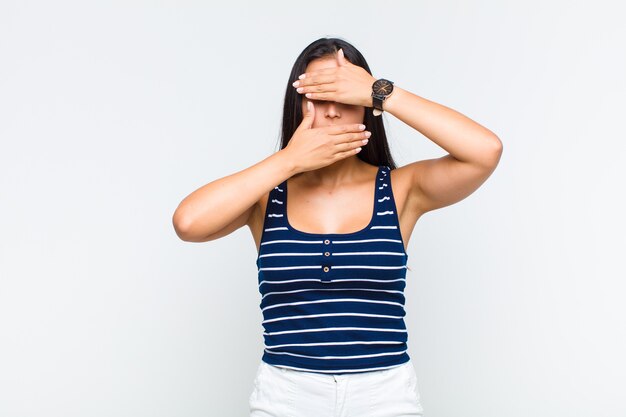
[323,266,330,272]
[324,252,330,256]
[324,239,330,245]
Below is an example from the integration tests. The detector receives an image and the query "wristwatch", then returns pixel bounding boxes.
[371,78,394,116]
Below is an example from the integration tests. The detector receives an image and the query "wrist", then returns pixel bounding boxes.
[379,85,403,115]
[274,148,300,176]
[371,78,395,115]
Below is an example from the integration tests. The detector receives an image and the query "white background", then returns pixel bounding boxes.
[1,1,624,416]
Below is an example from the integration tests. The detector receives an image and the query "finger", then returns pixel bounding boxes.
[299,81,336,94]
[336,48,347,66]
[334,144,363,160]
[332,130,371,146]
[304,91,335,101]
[294,74,334,88]
[298,66,336,80]
[325,123,367,135]
[299,100,315,130]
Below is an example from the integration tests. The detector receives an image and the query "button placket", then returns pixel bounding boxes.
[321,239,332,282]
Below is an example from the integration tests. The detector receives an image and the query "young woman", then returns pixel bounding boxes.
[173,37,502,416]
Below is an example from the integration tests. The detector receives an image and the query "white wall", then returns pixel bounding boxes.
[1,1,624,416]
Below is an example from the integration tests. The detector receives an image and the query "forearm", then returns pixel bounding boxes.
[383,86,502,166]
[172,150,296,241]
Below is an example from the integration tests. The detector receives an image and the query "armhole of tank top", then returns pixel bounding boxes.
[386,167,408,254]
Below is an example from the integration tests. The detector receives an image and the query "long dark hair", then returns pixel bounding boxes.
[278,37,398,169]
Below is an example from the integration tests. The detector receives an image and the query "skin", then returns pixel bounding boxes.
[281,56,381,239]
[172,48,503,256]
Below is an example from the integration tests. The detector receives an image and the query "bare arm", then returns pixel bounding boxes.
[383,86,503,213]
[172,150,296,242]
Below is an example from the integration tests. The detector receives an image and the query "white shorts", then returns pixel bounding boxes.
[248,359,425,417]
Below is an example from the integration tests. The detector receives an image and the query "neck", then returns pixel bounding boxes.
[296,157,373,187]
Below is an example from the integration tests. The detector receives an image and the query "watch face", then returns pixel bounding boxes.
[373,79,394,95]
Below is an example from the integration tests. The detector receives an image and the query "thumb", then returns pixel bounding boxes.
[300,100,315,129]
[336,48,347,66]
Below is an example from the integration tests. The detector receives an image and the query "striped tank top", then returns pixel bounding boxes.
[255,165,410,374]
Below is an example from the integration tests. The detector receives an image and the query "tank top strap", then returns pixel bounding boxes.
[263,180,289,231]
[370,165,401,230]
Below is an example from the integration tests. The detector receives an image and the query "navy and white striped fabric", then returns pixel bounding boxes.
[255,165,410,374]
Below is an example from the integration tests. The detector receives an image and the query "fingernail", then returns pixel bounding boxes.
[359,124,366,130]
[292,81,300,87]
